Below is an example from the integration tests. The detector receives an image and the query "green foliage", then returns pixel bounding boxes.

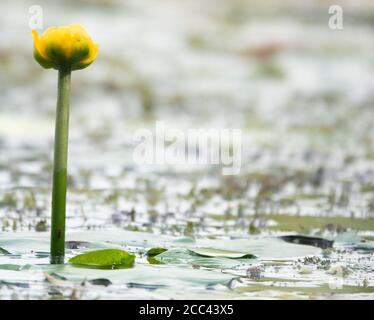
[0,192,17,208]
[153,248,256,269]
[0,247,10,255]
[35,220,48,232]
[23,191,37,210]
[69,249,135,269]
[146,247,167,257]
[146,247,167,264]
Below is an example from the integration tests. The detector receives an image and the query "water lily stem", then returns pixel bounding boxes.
[50,68,71,264]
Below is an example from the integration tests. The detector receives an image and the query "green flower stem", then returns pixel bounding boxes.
[50,68,71,264]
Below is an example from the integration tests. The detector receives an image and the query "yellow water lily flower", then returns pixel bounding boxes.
[32,23,99,71]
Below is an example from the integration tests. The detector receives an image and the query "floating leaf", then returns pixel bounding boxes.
[69,249,135,269]
[0,264,20,271]
[0,237,49,254]
[40,263,236,289]
[146,247,167,257]
[146,248,168,263]
[194,237,321,260]
[0,247,10,255]
[189,248,256,259]
[155,248,255,269]
[279,235,333,249]
[147,257,164,265]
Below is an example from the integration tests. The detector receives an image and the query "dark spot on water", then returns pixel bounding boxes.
[49,273,67,281]
[65,241,90,249]
[88,278,112,287]
[280,235,334,249]
[0,280,30,288]
[127,283,166,291]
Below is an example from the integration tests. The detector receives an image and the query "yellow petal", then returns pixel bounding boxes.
[32,29,49,61]
[81,42,100,65]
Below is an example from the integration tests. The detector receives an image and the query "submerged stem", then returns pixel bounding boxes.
[50,68,71,264]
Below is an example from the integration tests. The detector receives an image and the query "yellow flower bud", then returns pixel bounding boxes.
[32,23,99,71]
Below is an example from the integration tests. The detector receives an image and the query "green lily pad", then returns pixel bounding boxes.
[0,247,10,255]
[146,248,168,264]
[155,248,255,269]
[193,237,321,260]
[147,257,164,265]
[189,248,256,259]
[146,247,167,257]
[69,249,135,269]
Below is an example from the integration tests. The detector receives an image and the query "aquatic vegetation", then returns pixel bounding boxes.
[32,24,99,264]
[0,247,10,255]
[146,247,168,257]
[69,249,135,269]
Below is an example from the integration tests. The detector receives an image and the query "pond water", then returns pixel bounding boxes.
[0,0,373,299]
